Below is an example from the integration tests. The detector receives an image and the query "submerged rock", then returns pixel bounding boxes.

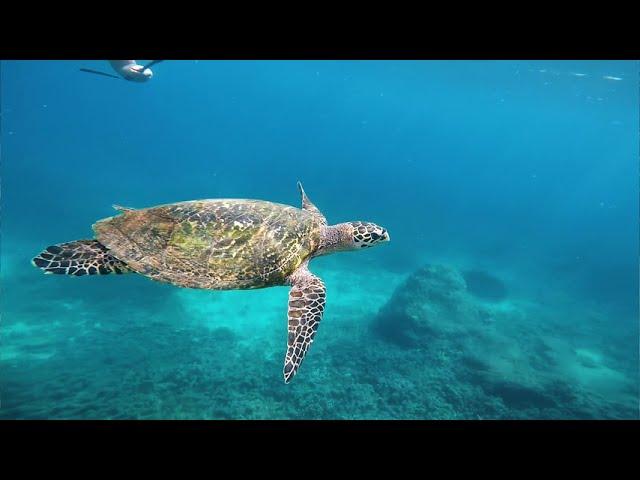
[368,263,638,419]
[372,264,483,346]
[462,270,508,302]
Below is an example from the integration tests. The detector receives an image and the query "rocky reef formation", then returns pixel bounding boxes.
[371,264,638,419]
[2,255,636,420]
[372,265,502,346]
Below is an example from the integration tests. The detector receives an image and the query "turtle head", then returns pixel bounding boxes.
[317,221,390,255]
[347,221,390,249]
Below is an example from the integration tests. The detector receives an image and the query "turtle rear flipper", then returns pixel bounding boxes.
[32,240,132,276]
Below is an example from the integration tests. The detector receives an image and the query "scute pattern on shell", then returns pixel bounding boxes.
[93,199,321,289]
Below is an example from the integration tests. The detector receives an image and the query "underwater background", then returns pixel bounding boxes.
[1,60,638,419]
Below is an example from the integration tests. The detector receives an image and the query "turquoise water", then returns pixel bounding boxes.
[1,60,638,419]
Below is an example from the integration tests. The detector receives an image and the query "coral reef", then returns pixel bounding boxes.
[371,264,638,419]
[462,270,508,302]
[1,249,637,419]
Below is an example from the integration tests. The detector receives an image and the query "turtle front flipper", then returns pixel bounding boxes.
[32,240,132,276]
[284,263,326,383]
[297,181,327,226]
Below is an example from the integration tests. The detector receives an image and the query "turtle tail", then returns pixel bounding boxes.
[32,239,132,276]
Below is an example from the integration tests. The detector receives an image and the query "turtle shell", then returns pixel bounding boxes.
[92,199,321,289]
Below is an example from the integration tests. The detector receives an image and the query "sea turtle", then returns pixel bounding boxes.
[32,182,390,382]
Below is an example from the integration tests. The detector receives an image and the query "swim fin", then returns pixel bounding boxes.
[141,60,163,70]
[79,68,121,79]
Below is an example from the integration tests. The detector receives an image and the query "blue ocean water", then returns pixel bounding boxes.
[1,60,638,419]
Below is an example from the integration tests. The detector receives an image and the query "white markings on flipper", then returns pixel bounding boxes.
[283,262,326,383]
